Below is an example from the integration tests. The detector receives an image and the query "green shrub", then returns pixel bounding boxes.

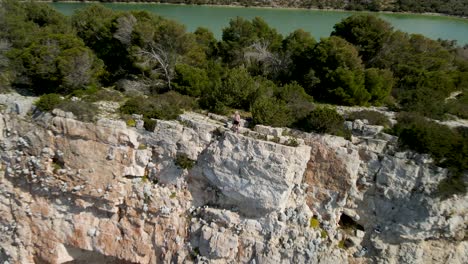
[393,112,467,196]
[141,175,148,183]
[218,67,258,110]
[445,92,468,119]
[70,86,99,98]
[57,100,98,122]
[126,119,136,127]
[275,82,314,121]
[120,91,197,121]
[52,162,62,173]
[285,137,299,147]
[310,217,320,228]
[338,240,346,249]
[438,176,466,198]
[347,110,391,127]
[35,93,63,112]
[143,118,157,132]
[173,64,210,97]
[271,136,280,143]
[320,229,328,239]
[298,107,346,136]
[138,144,147,150]
[394,113,462,165]
[251,96,291,127]
[83,89,123,102]
[175,153,196,170]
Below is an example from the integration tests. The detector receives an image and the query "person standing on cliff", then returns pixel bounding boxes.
[233,111,241,133]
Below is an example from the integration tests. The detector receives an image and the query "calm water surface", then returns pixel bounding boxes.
[50,3,468,45]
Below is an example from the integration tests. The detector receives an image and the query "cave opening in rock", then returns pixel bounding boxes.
[338,213,364,231]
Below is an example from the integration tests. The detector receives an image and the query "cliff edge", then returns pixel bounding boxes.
[0,94,466,263]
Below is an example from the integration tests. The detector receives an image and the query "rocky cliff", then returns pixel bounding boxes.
[0,94,467,264]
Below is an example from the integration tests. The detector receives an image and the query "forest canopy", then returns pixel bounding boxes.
[1,1,467,119]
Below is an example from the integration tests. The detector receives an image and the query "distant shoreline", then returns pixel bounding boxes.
[40,1,468,20]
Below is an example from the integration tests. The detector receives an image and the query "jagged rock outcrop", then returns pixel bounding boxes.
[198,132,311,216]
[0,94,466,264]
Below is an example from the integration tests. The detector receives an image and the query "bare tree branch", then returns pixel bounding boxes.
[244,40,288,78]
[114,14,137,47]
[137,43,176,90]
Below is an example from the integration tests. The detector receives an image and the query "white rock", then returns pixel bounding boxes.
[199,132,311,216]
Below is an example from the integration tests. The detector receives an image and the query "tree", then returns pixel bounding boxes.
[332,14,393,64]
[130,15,206,91]
[280,29,317,82]
[135,43,176,90]
[219,67,257,110]
[0,39,12,93]
[72,4,116,49]
[283,29,316,58]
[194,27,218,58]
[251,95,291,127]
[309,36,369,105]
[364,68,394,105]
[244,40,286,79]
[373,32,453,76]
[113,14,138,47]
[298,107,346,136]
[173,64,210,97]
[11,33,103,94]
[0,0,71,47]
[220,17,283,66]
[71,5,130,82]
[275,82,314,121]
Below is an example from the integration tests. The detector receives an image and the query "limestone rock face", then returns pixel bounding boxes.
[0,94,466,264]
[199,132,311,216]
[199,225,239,259]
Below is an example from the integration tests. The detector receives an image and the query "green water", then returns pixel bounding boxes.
[50,3,468,45]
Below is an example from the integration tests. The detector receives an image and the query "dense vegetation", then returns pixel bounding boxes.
[0,1,466,194]
[49,0,468,17]
[393,113,468,196]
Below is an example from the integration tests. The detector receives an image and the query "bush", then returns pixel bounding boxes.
[250,96,291,127]
[338,239,346,249]
[298,106,347,136]
[445,91,468,119]
[394,113,459,164]
[143,118,157,132]
[310,217,320,228]
[126,118,136,127]
[285,137,300,147]
[120,91,197,121]
[218,67,257,110]
[393,112,467,196]
[275,82,314,121]
[320,229,328,239]
[82,89,123,102]
[174,153,196,169]
[438,176,466,198]
[173,64,210,97]
[347,110,391,128]
[57,100,98,122]
[12,33,104,94]
[35,93,63,112]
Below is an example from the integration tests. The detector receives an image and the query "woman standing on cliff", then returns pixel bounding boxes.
[233,111,241,133]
